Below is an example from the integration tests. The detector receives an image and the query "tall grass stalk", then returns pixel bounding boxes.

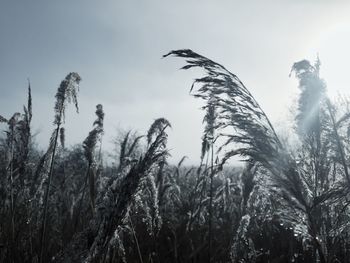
[39,73,81,263]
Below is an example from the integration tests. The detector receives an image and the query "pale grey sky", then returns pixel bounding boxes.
[1,0,350,164]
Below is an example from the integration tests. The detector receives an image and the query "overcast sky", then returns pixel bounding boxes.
[1,0,350,164]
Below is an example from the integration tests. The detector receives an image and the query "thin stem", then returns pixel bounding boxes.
[9,126,15,263]
[208,142,214,263]
[73,164,90,233]
[129,214,144,263]
[326,99,350,185]
[39,124,60,263]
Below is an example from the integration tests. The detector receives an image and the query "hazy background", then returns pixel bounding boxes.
[1,0,350,164]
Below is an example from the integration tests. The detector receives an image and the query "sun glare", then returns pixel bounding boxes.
[307,23,350,98]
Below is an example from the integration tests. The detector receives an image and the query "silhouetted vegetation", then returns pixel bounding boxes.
[1,50,350,263]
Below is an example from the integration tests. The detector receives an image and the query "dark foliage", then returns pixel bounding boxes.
[1,50,350,263]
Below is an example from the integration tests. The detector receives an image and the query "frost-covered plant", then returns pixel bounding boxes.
[165,49,349,263]
[230,215,256,263]
[83,104,105,213]
[38,72,81,263]
[85,118,170,262]
[132,173,162,235]
[0,83,32,263]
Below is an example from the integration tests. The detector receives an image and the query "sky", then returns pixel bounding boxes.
[1,0,350,164]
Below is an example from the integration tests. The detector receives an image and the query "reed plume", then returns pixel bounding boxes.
[39,72,81,263]
[83,104,105,214]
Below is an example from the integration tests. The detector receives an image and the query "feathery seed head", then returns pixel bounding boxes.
[83,104,105,164]
[54,72,81,125]
[147,118,171,145]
